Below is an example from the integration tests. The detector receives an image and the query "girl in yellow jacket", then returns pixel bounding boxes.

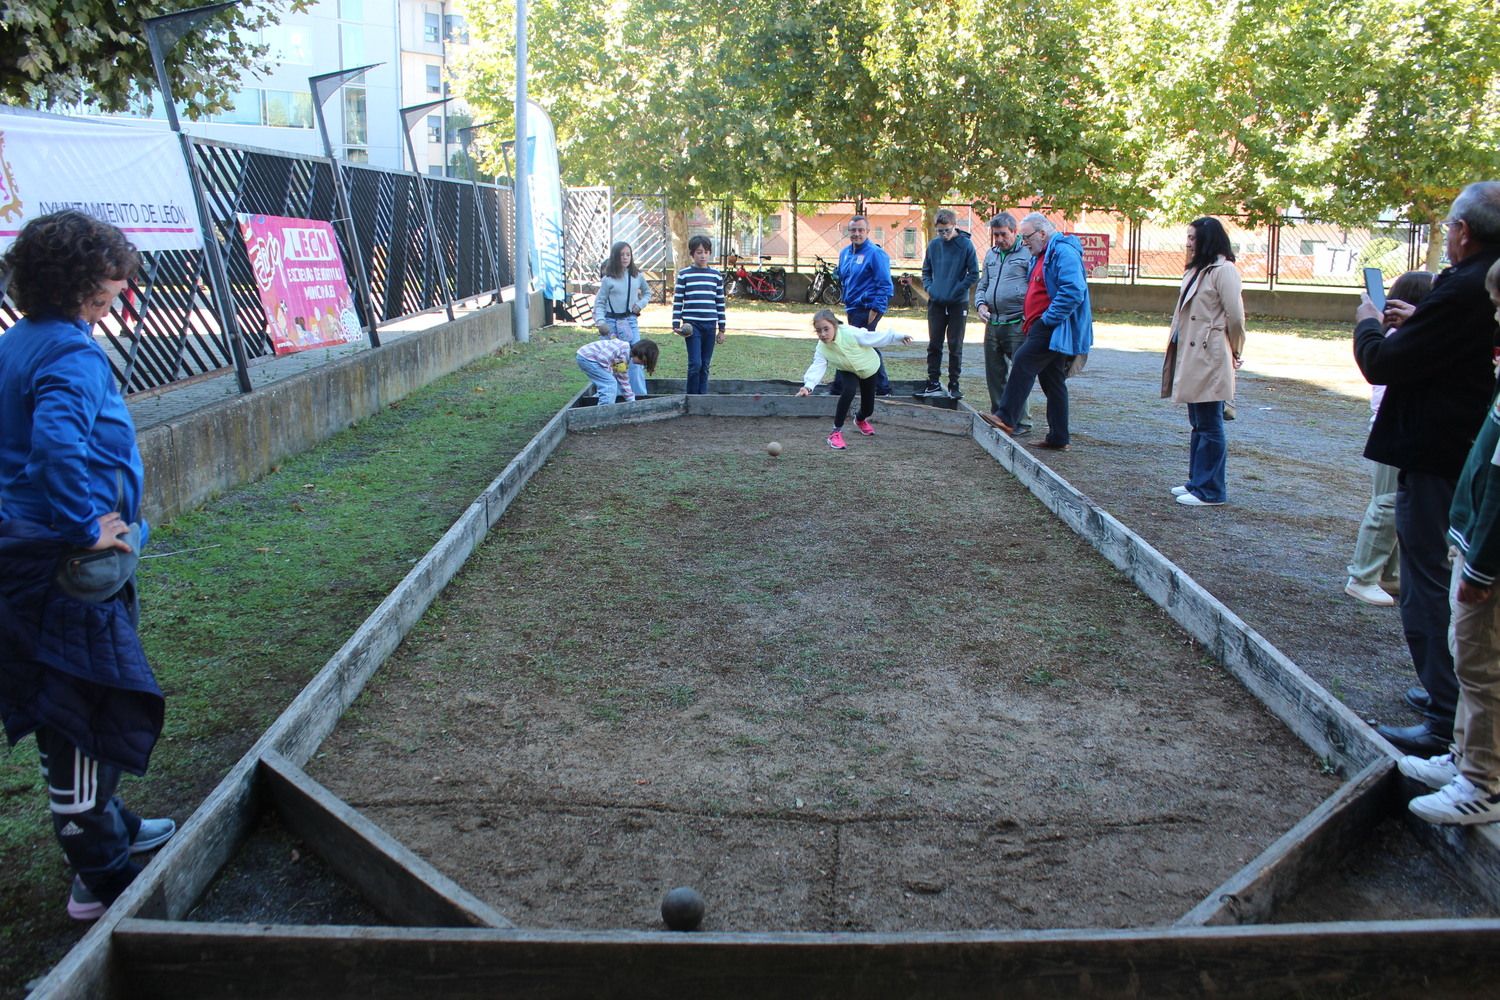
[796,308,912,450]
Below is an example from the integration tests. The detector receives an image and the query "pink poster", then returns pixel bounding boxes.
[236,213,363,355]
[1072,232,1112,276]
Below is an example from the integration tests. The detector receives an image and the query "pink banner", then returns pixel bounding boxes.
[236,213,362,355]
[1072,232,1111,276]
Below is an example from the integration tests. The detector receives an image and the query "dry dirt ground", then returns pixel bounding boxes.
[309,416,1349,933]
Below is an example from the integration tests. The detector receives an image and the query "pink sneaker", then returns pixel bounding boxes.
[855,418,875,436]
[827,430,846,450]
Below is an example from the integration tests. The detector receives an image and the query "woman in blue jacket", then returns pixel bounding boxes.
[0,211,174,921]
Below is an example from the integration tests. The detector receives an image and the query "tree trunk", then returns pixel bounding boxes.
[668,207,690,269]
[1423,210,1445,272]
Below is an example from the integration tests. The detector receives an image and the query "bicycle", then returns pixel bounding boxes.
[726,254,787,302]
[805,255,843,305]
[894,272,916,308]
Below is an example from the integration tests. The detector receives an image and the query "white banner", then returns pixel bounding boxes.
[0,112,202,252]
[524,101,566,301]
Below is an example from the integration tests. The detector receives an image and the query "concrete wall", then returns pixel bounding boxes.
[137,301,525,525]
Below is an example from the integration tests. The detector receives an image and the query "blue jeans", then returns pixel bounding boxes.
[600,317,648,398]
[830,307,892,395]
[578,355,624,404]
[1185,401,1227,503]
[684,321,717,394]
[997,330,1071,446]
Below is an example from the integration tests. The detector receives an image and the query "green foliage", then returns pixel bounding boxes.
[458,0,1499,223]
[1,0,310,116]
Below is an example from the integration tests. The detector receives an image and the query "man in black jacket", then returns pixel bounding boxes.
[1354,180,1500,755]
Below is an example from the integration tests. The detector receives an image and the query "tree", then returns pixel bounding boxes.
[1,1,309,116]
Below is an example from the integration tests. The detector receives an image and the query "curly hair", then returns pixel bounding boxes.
[2,210,140,318]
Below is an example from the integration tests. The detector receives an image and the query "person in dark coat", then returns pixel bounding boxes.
[0,210,175,921]
[1353,181,1500,757]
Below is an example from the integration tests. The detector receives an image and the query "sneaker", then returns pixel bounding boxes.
[67,876,106,922]
[130,817,176,854]
[854,418,875,436]
[1345,577,1395,607]
[1175,492,1224,507]
[1408,775,1500,825]
[827,430,846,450]
[916,381,943,396]
[947,385,963,400]
[1171,486,1190,496]
[1398,753,1461,790]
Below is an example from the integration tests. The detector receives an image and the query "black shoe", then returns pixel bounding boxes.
[1376,721,1452,756]
[948,385,963,400]
[917,380,943,396]
[1404,686,1432,714]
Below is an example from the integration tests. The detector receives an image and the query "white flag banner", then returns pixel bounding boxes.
[0,112,202,252]
[524,101,566,301]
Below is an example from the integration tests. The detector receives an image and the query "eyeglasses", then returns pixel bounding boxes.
[1018,229,1041,241]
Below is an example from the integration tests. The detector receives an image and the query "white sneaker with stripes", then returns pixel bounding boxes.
[1408,775,1500,825]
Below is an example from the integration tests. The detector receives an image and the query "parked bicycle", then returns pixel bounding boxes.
[806,255,843,305]
[894,272,916,308]
[726,255,787,302]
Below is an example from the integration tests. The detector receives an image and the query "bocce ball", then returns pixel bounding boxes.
[766,441,783,457]
[661,886,705,931]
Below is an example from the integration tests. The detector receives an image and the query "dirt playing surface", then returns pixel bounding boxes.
[312,415,1345,932]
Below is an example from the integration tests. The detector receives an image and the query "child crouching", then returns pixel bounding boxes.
[577,337,659,404]
[796,308,913,450]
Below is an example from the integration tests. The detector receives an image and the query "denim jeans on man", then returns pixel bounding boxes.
[830,307,892,396]
[601,316,648,398]
[684,320,717,394]
[1185,401,1227,502]
[996,330,1070,446]
[577,355,625,404]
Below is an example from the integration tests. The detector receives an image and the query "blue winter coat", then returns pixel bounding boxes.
[837,241,894,312]
[0,521,163,775]
[1034,234,1094,357]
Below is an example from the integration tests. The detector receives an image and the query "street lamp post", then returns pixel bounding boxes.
[310,65,384,346]
[513,0,530,343]
[400,99,457,321]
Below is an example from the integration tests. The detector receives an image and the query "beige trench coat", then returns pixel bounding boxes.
[1161,258,1247,403]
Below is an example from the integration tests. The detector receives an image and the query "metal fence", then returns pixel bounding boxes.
[0,132,514,397]
[636,198,1438,290]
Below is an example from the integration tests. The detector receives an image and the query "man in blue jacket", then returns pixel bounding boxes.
[992,213,1093,449]
[832,215,894,396]
[920,209,980,398]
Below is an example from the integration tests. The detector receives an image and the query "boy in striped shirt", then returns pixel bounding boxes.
[672,235,726,393]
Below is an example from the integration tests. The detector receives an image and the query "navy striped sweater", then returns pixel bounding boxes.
[672,266,726,331]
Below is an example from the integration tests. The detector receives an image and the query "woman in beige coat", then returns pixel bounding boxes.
[1161,217,1246,507]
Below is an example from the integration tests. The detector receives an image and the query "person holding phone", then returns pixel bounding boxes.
[1160,217,1246,507]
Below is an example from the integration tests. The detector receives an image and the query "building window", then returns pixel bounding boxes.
[426,115,442,143]
[212,88,262,125]
[340,24,364,66]
[264,90,313,129]
[428,165,445,177]
[424,12,441,42]
[444,15,469,44]
[425,65,441,94]
[345,147,369,164]
[343,86,368,146]
[338,0,363,19]
[264,25,311,66]
[902,228,918,258]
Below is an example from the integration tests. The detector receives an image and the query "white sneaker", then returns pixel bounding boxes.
[1171,486,1189,496]
[1175,493,1224,507]
[1409,775,1500,825]
[1345,577,1395,607]
[1397,753,1460,790]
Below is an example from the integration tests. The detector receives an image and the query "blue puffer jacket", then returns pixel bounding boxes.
[0,521,163,774]
[1035,233,1094,357]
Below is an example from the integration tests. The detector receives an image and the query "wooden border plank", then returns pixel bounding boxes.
[28,391,583,999]
[1177,757,1398,926]
[259,752,512,928]
[112,918,1500,1000]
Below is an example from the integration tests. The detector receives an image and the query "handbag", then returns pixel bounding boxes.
[53,470,140,603]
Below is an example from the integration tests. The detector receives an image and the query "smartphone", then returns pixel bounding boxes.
[1363,267,1386,311]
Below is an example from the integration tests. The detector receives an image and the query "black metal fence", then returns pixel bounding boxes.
[0,132,514,397]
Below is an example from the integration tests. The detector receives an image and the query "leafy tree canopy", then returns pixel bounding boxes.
[1,1,310,117]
